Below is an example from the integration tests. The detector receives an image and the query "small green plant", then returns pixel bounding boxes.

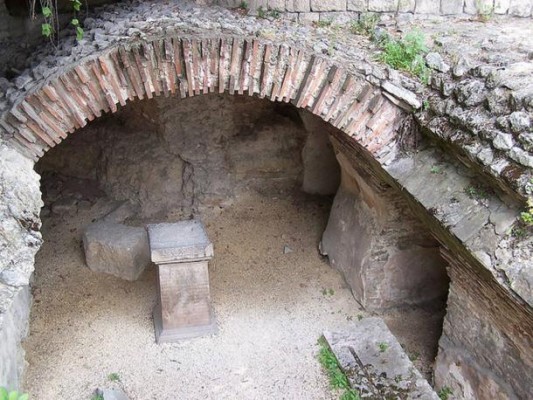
[430,165,441,174]
[438,386,453,400]
[520,198,533,226]
[257,6,280,19]
[107,372,121,382]
[357,314,364,321]
[0,388,29,400]
[378,30,430,84]
[315,19,333,28]
[321,288,335,296]
[90,394,104,400]
[476,0,494,22]
[409,351,420,361]
[422,99,430,111]
[317,337,360,400]
[378,342,389,353]
[34,0,85,42]
[350,13,379,36]
[239,1,248,9]
[464,185,489,200]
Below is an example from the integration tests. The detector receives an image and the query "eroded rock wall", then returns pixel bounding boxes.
[320,135,449,310]
[0,145,42,388]
[37,94,313,217]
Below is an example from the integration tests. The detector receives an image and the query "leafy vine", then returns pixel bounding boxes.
[31,0,85,42]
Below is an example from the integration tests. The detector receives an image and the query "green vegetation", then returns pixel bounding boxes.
[107,372,121,382]
[34,0,85,41]
[438,386,453,400]
[520,198,533,226]
[350,13,379,36]
[408,351,420,362]
[378,342,389,353]
[90,394,104,400]
[322,288,335,296]
[315,19,333,28]
[0,388,29,400]
[239,1,248,10]
[475,0,494,22]
[378,30,430,84]
[464,185,489,200]
[317,337,360,400]
[430,165,442,174]
[257,6,281,19]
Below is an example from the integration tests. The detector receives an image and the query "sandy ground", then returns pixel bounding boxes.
[23,188,442,399]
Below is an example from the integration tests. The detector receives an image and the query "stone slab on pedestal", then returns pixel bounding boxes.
[147,221,216,343]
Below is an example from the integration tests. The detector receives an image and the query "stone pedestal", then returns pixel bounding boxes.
[147,221,216,343]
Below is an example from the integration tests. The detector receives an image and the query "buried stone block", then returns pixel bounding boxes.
[82,221,151,281]
[147,220,216,343]
[323,318,439,399]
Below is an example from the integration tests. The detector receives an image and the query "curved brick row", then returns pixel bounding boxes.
[0,36,402,162]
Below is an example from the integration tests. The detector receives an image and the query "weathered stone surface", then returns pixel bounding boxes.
[97,388,129,400]
[147,220,213,264]
[508,111,531,132]
[381,81,421,109]
[51,196,78,215]
[286,0,310,12]
[0,284,30,389]
[368,0,397,12]
[0,145,42,287]
[425,52,450,73]
[416,0,441,14]
[310,0,345,12]
[441,0,464,15]
[320,150,448,311]
[83,221,150,281]
[346,0,367,12]
[323,318,439,399]
[299,111,340,195]
[492,132,514,150]
[509,0,532,17]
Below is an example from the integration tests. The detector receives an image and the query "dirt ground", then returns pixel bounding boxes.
[23,188,441,399]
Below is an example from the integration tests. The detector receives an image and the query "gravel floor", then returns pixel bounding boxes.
[24,190,367,400]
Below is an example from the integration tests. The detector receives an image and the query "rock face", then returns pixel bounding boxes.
[320,150,449,310]
[82,221,151,281]
[0,145,41,388]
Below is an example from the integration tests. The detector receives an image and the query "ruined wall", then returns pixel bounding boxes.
[216,0,533,21]
[320,131,448,310]
[0,146,42,389]
[37,94,316,217]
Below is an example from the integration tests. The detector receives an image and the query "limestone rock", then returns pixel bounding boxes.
[96,388,129,400]
[0,145,42,287]
[508,111,531,133]
[83,221,151,281]
[426,52,450,73]
[492,132,514,151]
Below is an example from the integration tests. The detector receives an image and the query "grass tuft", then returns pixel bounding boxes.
[317,336,360,400]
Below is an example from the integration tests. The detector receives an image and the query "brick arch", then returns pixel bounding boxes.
[1,35,404,162]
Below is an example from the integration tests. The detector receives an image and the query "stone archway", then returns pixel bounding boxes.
[0,2,532,398]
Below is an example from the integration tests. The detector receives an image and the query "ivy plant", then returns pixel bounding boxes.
[33,0,85,42]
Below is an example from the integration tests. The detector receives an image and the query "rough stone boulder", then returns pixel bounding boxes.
[82,221,150,281]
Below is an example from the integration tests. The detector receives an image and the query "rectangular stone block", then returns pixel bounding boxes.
[347,0,368,11]
[299,12,320,22]
[509,0,532,16]
[286,0,310,12]
[319,11,360,24]
[494,0,510,14]
[415,0,441,13]
[369,0,398,12]
[154,261,216,342]
[310,0,346,11]
[441,0,464,14]
[268,0,286,10]
[147,221,213,264]
[398,0,416,12]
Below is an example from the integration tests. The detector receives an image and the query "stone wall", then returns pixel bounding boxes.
[0,146,42,389]
[320,131,448,310]
[37,94,316,217]
[216,0,533,21]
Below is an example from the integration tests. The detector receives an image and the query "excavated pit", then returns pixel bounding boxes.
[24,94,450,398]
